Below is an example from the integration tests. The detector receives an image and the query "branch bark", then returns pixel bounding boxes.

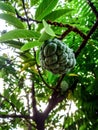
[87,0,98,18]
[31,81,38,117]
[43,78,78,120]
[21,0,31,30]
[58,29,72,40]
[31,80,46,130]
[47,20,86,39]
[0,114,33,119]
[15,9,86,40]
[75,19,98,57]
[43,91,65,119]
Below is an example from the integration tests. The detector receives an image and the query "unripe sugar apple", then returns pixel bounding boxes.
[40,38,76,74]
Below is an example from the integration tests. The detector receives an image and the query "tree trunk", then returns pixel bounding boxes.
[34,112,45,130]
[36,120,45,130]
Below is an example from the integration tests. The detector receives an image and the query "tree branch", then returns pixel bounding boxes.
[26,92,31,116]
[87,0,98,18]
[55,74,66,89]
[30,80,45,129]
[15,8,41,23]
[58,29,72,40]
[0,93,34,127]
[15,10,86,40]
[43,91,62,119]
[0,114,33,119]
[43,89,67,119]
[47,21,86,39]
[43,78,78,119]
[21,0,31,30]
[0,93,35,127]
[75,19,98,57]
[33,48,54,90]
[31,80,38,116]
[0,94,16,112]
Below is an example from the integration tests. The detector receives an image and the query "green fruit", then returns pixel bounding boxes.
[40,38,76,74]
[60,81,69,93]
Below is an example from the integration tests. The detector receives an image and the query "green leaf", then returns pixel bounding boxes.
[21,41,42,51]
[0,29,40,42]
[35,0,58,20]
[44,9,73,21]
[0,13,24,29]
[43,20,56,36]
[11,94,17,105]
[39,31,52,42]
[0,2,15,13]
[36,49,40,64]
[0,69,5,78]
[4,40,24,49]
[46,71,58,84]
[4,88,10,98]
[30,0,38,6]
[38,20,56,42]
[0,111,8,115]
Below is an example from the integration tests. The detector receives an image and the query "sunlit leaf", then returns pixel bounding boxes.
[43,20,56,36]
[46,71,58,84]
[0,2,15,13]
[44,9,73,21]
[21,60,36,72]
[11,94,17,105]
[0,29,40,42]
[31,66,38,74]
[4,88,10,98]
[35,0,58,20]
[30,0,38,6]
[39,20,56,42]
[68,73,78,76]
[38,31,52,42]
[21,41,42,51]
[0,13,24,29]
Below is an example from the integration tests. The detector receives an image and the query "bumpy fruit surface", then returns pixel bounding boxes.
[40,38,76,74]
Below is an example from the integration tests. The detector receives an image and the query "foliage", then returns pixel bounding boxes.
[0,0,98,130]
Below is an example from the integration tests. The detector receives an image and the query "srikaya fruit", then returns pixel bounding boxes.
[40,38,76,74]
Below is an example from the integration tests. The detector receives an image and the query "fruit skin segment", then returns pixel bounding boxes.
[40,38,76,74]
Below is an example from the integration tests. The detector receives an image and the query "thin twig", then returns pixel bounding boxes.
[87,0,98,18]
[0,94,16,112]
[33,48,54,90]
[58,29,72,40]
[21,0,31,30]
[55,74,66,89]
[15,8,41,23]
[0,94,34,126]
[75,19,98,57]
